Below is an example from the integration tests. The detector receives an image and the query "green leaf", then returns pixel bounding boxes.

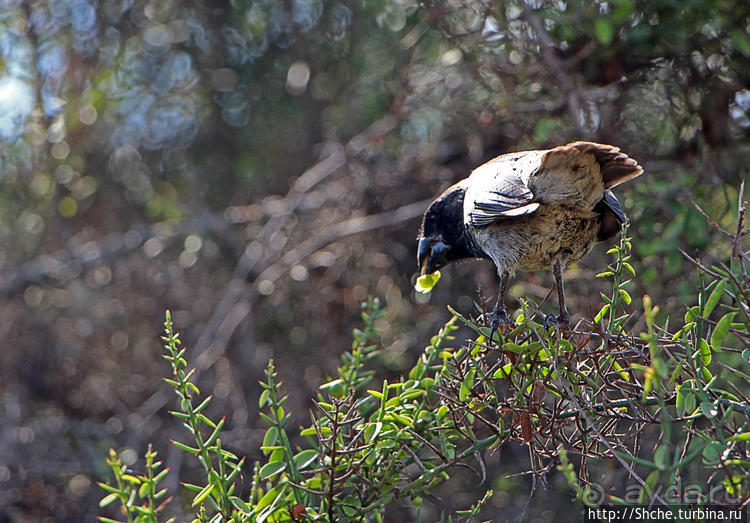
[364,422,383,442]
[389,412,414,427]
[98,493,119,507]
[638,470,659,504]
[230,496,252,513]
[698,338,711,366]
[193,395,213,414]
[258,389,270,408]
[400,389,426,401]
[594,304,610,323]
[205,417,225,446]
[618,289,632,305]
[703,279,726,318]
[612,360,630,382]
[676,381,696,416]
[729,432,750,442]
[320,378,346,398]
[594,18,614,45]
[501,342,523,354]
[731,28,750,57]
[654,445,669,471]
[711,312,736,351]
[459,370,475,402]
[192,483,215,506]
[260,461,286,479]
[493,363,513,379]
[98,482,121,495]
[293,449,318,469]
[262,427,279,452]
[254,485,287,519]
[299,427,317,437]
[702,441,724,463]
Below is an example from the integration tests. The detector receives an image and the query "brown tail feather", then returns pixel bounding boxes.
[567,141,643,188]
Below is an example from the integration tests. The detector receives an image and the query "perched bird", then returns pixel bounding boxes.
[417,141,642,332]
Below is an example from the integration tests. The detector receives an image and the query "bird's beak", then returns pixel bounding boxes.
[417,237,448,275]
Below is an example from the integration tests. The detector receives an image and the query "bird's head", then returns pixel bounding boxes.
[417,182,474,275]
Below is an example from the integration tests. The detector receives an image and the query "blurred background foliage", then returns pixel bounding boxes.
[0,0,748,520]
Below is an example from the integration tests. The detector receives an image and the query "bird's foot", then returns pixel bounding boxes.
[487,308,515,346]
[543,311,570,332]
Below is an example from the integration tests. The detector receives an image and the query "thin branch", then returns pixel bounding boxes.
[255,199,430,286]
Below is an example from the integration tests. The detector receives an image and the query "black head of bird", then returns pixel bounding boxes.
[416,141,643,332]
[417,182,478,276]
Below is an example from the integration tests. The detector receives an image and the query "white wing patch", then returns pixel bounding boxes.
[464,151,545,228]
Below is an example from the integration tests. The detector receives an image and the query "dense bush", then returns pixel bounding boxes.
[100,193,749,521]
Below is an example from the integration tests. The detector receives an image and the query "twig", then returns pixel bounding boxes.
[556,395,676,419]
[733,180,746,262]
[190,114,400,377]
[691,200,734,239]
[255,199,431,286]
[525,316,669,505]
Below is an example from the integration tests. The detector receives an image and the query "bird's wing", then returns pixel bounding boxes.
[594,190,626,241]
[464,151,545,227]
[463,142,642,228]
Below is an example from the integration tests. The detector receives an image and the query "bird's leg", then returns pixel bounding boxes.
[488,270,514,345]
[544,258,570,329]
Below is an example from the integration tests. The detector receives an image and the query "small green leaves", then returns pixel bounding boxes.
[711,312,736,351]
[192,483,215,506]
[98,493,119,508]
[676,381,697,416]
[698,338,711,366]
[595,303,610,323]
[259,461,286,480]
[98,445,171,519]
[638,470,660,504]
[703,279,726,318]
[363,422,383,443]
[259,389,270,408]
[459,370,475,402]
[653,445,670,471]
[702,441,725,463]
[262,427,279,451]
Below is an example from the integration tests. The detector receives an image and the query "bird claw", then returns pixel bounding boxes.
[487,308,515,346]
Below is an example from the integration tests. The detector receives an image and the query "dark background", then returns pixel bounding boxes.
[0,0,748,520]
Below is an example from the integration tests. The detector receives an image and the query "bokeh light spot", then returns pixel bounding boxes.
[286,61,311,96]
[58,196,78,218]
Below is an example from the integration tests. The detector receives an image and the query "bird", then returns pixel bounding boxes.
[417,141,642,335]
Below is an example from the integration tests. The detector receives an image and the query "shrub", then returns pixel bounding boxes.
[99,189,750,521]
